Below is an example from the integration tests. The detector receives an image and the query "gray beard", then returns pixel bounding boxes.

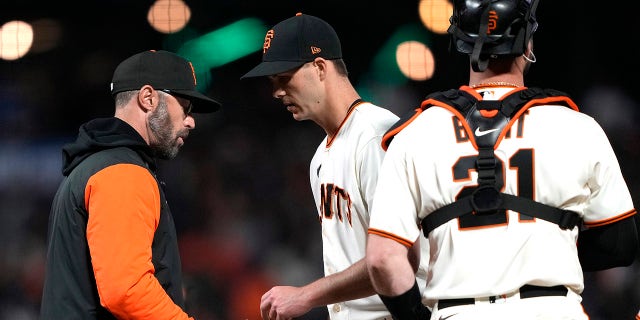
[148,98,180,160]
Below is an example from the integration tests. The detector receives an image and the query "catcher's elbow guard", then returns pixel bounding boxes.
[379,280,430,320]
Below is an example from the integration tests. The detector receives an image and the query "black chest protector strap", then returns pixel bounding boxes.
[412,87,583,236]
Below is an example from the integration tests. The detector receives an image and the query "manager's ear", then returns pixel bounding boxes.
[138,85,156,112]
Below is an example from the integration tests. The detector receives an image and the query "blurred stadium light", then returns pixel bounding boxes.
[147,0,192,34]
[0,20,33,61]
[419,0,453,34]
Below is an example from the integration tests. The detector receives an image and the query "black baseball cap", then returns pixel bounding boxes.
[241,13,342,79]
[110,50,221,113]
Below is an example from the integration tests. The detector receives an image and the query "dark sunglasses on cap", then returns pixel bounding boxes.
[160,89,193,115]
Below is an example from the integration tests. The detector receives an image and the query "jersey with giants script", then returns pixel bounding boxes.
[368,86,636,308]
[309,101,410,320]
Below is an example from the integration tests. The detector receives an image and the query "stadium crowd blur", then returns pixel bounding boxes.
[1,1,639,319]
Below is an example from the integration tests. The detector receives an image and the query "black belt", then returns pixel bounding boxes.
[438,285,568,309]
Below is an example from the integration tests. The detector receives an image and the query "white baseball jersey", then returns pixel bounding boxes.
[368,87,636,308]
[309,101,426,320]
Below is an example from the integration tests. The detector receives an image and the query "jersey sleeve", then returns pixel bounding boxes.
[582,118,636,226]
[85,164,193,320]
[368,132,422,246]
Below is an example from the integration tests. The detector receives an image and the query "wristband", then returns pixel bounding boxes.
[379,280,431,320]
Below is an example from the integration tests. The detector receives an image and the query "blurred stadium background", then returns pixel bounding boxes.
[1,0,639,319]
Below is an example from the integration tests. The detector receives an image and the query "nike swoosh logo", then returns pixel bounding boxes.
[475,127,500,136]
[439,314,457,320]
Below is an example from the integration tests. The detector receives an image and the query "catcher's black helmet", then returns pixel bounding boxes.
[448,0,539,72]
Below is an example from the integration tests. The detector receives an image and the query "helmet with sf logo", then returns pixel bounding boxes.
[448,0,539,72]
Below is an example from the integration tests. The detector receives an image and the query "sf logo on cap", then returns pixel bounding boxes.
[263,30,274,53]
[188,62,197,85]
[487,10,498,34]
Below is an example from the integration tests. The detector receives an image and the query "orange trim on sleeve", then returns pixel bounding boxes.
[584,209,637,228]
[86,163,193,320]
[368,228,414,247]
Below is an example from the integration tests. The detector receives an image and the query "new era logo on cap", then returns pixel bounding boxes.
[241,13,342,79]
[110,50,221,113]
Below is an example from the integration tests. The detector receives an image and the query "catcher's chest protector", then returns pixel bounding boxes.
[381,86,583,236]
